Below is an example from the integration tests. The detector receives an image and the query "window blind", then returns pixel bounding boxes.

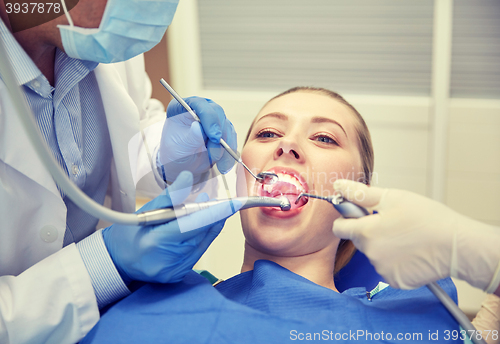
[451,0,500,99]
[197,0,434,96]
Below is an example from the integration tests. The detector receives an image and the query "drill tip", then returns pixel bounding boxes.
[280,196,291,211]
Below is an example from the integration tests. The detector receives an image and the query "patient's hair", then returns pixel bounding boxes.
[244,86,375,274]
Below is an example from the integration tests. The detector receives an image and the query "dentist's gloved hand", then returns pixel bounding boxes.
[102,171,241,284]
[158,96,237,184]
[332,179,500,293]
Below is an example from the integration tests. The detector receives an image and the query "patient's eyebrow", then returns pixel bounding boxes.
[255,112,288,124]
[311,116,347,137]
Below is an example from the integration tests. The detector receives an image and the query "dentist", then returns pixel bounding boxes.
[0,0,238,343]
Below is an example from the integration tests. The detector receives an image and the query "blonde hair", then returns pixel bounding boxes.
[244,86,375,274]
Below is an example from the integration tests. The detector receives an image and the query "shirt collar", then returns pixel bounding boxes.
[0,18,44,87]
[0,19,98,99]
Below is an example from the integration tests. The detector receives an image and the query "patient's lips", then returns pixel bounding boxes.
[258,167,309,211]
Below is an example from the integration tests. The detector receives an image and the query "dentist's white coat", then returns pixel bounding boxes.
[0,55,166,344]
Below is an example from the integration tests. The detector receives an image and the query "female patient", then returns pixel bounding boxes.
[82,87,463,344]
[236,86,371,286]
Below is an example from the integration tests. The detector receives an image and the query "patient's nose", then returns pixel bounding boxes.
[275,141,303,161]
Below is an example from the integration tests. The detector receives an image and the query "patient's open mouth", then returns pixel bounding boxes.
[258,167,309,211]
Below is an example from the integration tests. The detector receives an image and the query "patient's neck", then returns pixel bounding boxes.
[241,241,339,292]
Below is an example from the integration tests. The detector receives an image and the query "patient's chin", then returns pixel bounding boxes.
[246,238,300,258]
[244,223,306,255]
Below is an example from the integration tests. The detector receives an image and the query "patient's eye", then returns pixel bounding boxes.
[313,134,338,145]
[256,129,280,139]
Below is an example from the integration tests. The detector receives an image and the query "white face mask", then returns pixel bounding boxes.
[58,0,179,63]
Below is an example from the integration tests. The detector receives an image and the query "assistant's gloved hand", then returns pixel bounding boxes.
[102,171,241,284]
[332,179,500,292]
[472,294,500,344]
[158,96,237,184]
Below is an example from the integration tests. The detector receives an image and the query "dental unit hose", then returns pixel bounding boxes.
[0,38,140,225]
[0,39,288,227]
[297,193,487,344]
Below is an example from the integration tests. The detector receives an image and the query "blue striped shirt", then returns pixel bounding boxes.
[0,19,129,307]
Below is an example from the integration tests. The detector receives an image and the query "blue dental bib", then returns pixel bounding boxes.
[82,260,460,343]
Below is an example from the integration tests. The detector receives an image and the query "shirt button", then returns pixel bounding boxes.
[72,165,79,175]
[40,225,58,243]
[31,80,41,89]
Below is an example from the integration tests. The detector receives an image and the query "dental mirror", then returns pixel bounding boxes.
[256,171,279,185]
[235,161,278,185]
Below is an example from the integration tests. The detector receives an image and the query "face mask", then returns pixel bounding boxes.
[58,0,178,63]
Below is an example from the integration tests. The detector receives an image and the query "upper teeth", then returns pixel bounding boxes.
[262,172,305,193]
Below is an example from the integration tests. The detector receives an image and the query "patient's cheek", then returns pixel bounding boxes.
[235,164,250,197]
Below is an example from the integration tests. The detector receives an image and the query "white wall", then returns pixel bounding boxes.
[166,0,499,316]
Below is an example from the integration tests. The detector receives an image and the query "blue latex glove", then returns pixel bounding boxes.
[158,97,237,183]
[102,171,241,284]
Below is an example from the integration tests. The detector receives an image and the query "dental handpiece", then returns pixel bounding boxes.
[137,196,291,226]
[295,193,370,218]
[159,79,278,185]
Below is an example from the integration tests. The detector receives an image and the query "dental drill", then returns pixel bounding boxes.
[295,193,487,344]
[159,79,279,186]
[138,196,291,226]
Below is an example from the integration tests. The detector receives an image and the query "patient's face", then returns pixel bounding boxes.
[237,91,362,257]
